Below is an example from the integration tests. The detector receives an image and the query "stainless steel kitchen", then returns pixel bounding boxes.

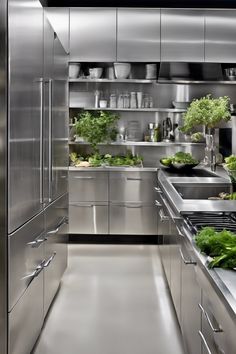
[1,1,236,354]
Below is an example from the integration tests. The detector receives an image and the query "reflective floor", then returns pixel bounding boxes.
[33,245,185,354]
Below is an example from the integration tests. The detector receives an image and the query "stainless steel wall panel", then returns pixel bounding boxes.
[9,272,44,354]
[69,8,116,62]
[69,202,108,234]
[0,0,7,352]
[8,212,45,311]
[8,0,44,233]
[161,9,204,62]
[69,171,108,202]
[117,8,160,62]
[205,10,236,63]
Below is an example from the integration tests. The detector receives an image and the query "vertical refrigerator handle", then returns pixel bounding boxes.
[39,78,44,205]
[48,78,53,202]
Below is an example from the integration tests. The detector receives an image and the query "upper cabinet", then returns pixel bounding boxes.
[45,8,70,54]
[70,8,116,62]
[161,10,205,62]
[117,8,160,62]
[205,10,236,63]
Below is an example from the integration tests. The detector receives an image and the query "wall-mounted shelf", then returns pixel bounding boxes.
[69,107,186,113]
[69,78,155,84]
[69,141,204,147]
[158,79,236,85]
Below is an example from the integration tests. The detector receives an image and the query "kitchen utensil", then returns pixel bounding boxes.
[89,67,103,79]
[106,66,115,79]
[137,92,143,108]
[114,62,131,79]
[99,100,107,108]
[145,64,157,79]
[172,101,190,109]
[69,63,81,78]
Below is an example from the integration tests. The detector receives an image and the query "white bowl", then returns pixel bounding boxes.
[89,68,103,79]
[69,63,80,78]
[114,63,131,79]
[172,101,191,109]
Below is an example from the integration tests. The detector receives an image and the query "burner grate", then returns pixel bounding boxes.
[184,213,236,234]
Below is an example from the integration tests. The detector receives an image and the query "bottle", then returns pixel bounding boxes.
[94,90,100,108]
[154,124,161,142]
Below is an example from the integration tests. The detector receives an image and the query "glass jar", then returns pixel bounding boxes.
[123,92,130,108]
[130,92,137,109]
[109,94,117,108]
[118,94,124,108]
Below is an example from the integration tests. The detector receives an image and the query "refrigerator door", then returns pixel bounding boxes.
[51,35,68,201]
[44,193,68,317]
[8,0,44,233]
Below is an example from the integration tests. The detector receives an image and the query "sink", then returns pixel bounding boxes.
[173,183,231,200]
[163,168,220,178]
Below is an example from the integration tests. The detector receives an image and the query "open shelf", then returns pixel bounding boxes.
[69,78,155,84]
[69,141,204,147]
[158,79,236,85]
[69,107,186,113]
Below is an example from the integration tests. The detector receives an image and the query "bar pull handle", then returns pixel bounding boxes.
[73,176,95,180]
[22,261,44,280]
[39,78,44,205]
[198,331,213,354]
[27,238,46,248]
[176,225,185,238]
[47,217,68,235]
[179,248,196,265]
[154,187,162,193]
[126,177,142,181]
[155,200,162,207]
[43,252,56,268]
[48,78,53,202]
[159,208,169,221]
[198,304,223,333]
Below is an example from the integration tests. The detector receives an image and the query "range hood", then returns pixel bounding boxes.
[158,62,224,82]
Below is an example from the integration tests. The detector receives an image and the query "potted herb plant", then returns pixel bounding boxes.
[181,94,231,135]
[74,110,119,153]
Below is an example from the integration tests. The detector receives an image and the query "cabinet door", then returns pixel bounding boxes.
[117,8,160,62]
[180,240,201,354]
[161,9,204,62]
[110,202,157,235]
[70,8,116,62]
[69,202,108,234]
[205,10,236,63]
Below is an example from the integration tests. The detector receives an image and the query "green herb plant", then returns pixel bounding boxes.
[181,94,231,133]
[195,227,236,269]
[75,110,119,153]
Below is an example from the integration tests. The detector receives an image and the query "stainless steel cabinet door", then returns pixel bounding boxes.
[51,36,68,201]
[109,172,157,203]
[117,8,160,62]
[69,171,108,202]
[8,0,44,233]
[161,9,204,62]
[8,211,45,311]
[205,10,236,63]
[44,193,68,316]
[110,202,157,235]
[9,272,44,354]
[180,239,201,354]
[69,202,108,234]
[70,8,116,62]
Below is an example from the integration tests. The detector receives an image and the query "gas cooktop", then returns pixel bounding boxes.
[184,213,236,234]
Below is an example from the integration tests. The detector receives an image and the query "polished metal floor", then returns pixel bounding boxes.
[33,245,185,354]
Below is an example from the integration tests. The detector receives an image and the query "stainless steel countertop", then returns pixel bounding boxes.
[158,166,236,213]
[69,166,158,172]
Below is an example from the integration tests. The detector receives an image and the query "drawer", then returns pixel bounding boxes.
[109,171,157,202]
[69,202,109,234]
[69,171,108,202]
[110,202,157,235]
[8,212,45,311]
[196,266,236,354]
[9,271,44,354]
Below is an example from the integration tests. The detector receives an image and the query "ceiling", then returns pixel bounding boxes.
[47,0,236,8]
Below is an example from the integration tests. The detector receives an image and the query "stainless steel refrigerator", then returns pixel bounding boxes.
[0,1,69,353]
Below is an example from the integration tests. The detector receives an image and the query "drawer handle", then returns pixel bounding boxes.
[126,177,143,181]
[198,331,213,354]
[22,261,44,280]
[27,237,46,248]
[155,200,162,207]
[176,225,185,238]
[73,176,95,180]
[198,303,223,333]
[47,217,68,235]
[179,248,196,265]
[43,252,56,268]
[125,205,143,209]
[159,208,169,221]
[155,187,162,193]
[70,203,93,207]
